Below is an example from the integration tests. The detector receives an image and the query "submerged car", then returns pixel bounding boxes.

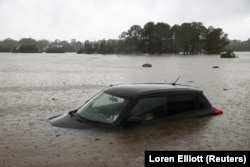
[49,83,223,129]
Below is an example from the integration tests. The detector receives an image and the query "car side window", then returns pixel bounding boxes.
[130,96,166,121]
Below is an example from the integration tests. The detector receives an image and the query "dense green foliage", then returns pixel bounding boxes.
[17,45,39,53]
[220,50,236,58]
[226,39,250,51]
[0,38,79,53]
[0,21,237,54]
[46,46,65,53]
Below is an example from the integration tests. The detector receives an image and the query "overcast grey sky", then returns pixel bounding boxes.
[0,0,249,41]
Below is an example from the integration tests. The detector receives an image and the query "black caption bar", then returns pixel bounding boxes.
[145,151,249,167]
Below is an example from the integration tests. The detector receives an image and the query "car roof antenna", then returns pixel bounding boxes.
[172,76,180,86]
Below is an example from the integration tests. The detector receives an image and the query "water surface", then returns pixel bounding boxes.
[0,52,249,167]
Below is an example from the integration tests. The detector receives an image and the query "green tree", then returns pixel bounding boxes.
[190,22,206,54]
[82,40,95,54]
[203,26,229,54]
[117,31,127,53]
[170,25,181,54]
[125,25,143,53]
[175,22,206,55]
[99,40,107,54]
[37,39,50,52]
[106,39,115,54]
[19,38,37,46]
[154,22,171,54]
[0,38,18,52]
[71,39,83,52]
[178,23,193,55]
[143,22,156,54]
[18,45,39,53]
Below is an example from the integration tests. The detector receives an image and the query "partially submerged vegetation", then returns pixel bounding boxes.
[220,50,236,58]
[0,21,235,55]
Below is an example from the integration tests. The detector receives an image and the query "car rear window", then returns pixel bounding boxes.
[167,94,198,115]
[130,94,205,122]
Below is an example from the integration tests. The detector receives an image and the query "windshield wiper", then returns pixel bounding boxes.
[69,111,87,123]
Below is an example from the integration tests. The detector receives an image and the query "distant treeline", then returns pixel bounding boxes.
[226,39,250,51]
[0,21,243,55]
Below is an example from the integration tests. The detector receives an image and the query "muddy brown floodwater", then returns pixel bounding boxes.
[0,52,250,167]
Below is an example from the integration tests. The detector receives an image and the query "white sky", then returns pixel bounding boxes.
[0,0,249,42]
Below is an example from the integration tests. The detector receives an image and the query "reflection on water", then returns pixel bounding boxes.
[0,52,249,166]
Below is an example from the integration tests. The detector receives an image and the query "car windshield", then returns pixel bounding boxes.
[77,92,129,124]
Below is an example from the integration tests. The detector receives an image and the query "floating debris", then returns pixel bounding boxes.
[142,63,152,67]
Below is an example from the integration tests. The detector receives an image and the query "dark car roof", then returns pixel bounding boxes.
[104,83,202,98]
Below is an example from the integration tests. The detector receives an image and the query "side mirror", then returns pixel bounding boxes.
[126,117,142,126]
